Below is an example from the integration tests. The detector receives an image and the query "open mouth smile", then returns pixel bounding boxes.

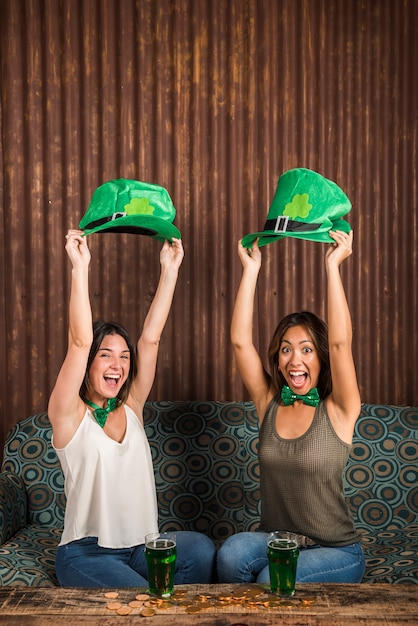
[104,374,121,388]
[289,371,308,389]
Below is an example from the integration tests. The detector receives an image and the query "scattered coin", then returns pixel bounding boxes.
[129,600,144,608]
[141,607,156,617]
[232,590,246,598]
[159,601,173,610]
[196,601,211,610]
[136,593,150,601]
[266,600,281,608]
[104,591,119,599]
[116,605,132,615]
[218,594,232,601]
[106,601,122,610]
[185,605,202,613]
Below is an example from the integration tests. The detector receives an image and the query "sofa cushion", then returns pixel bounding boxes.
[0,471,27,544]
[0,525,62,586]
[360,523,418,583]
[2,413,66,527]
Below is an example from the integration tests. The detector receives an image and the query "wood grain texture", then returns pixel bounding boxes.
[0,583,416,625]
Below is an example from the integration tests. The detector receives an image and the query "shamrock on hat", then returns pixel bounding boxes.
[241,168,351,248]
[79,178,181,242]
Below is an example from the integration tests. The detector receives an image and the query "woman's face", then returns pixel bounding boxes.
[87,333,131,404]
[278,325,321,394]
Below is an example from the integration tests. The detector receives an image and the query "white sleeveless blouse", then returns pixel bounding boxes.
[53,405,158,548]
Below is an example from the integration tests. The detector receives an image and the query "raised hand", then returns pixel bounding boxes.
[160,237,184,272]
[326,230,353,268]
[65,229,91,269]
[238,238,262,273]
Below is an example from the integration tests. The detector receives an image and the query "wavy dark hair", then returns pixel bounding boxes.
[79,321,137,405]
[267,311,332,400]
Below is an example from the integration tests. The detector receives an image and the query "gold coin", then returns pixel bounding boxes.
[196,601,211,609]
[280,600,296,607]
[197,593,208,599]
[218,594,232,601]
[178,600,194,607]
[159,601,173,610]
[185,605,202,613]
[141,607,156,617]
[104,591,119,599]
[129,600,143,608]
[267,600,281,608]
[136,593,150,601]
[116,605,132,615]
[106,601,122,610]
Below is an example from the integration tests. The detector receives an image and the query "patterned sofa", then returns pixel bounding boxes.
[0,402,417,586]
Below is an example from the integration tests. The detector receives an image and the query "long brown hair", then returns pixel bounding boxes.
[267,311,331,399]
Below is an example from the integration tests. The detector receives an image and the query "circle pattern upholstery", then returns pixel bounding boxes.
[0,403,416,585]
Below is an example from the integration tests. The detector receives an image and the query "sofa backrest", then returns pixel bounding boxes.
[2,413,66,527]
[2,403,417,543]
[144,401,260,544]
[344,404,417,535]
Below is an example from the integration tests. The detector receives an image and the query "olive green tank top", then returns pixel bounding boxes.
[258,396,361,546]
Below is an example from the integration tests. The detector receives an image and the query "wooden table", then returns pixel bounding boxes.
[0,583,416,625]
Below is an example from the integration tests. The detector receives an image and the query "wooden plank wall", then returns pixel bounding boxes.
[0,0,417,457]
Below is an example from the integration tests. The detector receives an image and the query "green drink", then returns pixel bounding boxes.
[145,532,176,597]
[267,531,299,596]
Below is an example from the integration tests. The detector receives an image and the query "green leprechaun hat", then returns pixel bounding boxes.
[241,168,351,248]
[79,178,181,242]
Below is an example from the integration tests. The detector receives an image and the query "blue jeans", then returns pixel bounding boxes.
[217,532,365,583]
[56,532,216,588]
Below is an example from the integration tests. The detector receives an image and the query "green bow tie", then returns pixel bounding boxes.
[84,397,118,427]
[281,385,320,407]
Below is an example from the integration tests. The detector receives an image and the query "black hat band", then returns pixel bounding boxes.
[264,216,321,234]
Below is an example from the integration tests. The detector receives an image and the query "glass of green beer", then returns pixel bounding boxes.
[145,532,177,598]
[267,531,299,596]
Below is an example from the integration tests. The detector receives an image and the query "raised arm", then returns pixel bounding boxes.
[325,230,361,433]
[48,230,93,446]
[127,238,184,416]
[231,240,272,421]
